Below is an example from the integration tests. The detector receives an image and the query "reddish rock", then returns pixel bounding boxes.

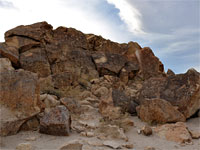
[139,69,200,119]
[155,122,192,144]
[39,106,71,136]
[136,98,186,124]
[0,69,41,136]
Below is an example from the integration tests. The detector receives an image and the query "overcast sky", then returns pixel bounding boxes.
[0,0,199,73]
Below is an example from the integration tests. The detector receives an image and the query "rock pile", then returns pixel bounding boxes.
[0,22,199,149]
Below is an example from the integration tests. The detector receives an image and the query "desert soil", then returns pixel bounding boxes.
[0,116,199,150]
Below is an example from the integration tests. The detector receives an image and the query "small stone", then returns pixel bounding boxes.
[25,136,36,141]
[141,125,152,136]
[189,130,200,139]
[59,140,83,150]
[144,146,156,150]
[103,140,121,149]
[86,132,95,137]
[16,143,33,150]
[94,86,109,97]
[122,143,134,149]
[40,94,47,101]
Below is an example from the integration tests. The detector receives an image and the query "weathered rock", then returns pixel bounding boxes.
[155,122,192,143]
[0,58,14,72]
[144,146,156,150]
[0,69,40,136]
[43,94,60,108]
[60,97,80,114]
[99,89,122,120]
[136,98,186,124]
[92,52,127,76]
[139,69,200,118]
[20,117,39,131]
[141,125,153,136]
[86,34,126,54]
[97,124,128,141]
[19,47,51,77]
[167,69,175,77]
[112,89,138,114]
[138,47,164,79]
[94,86,109,97]
[189,130,200,139]
[39,106,70,136]
[59,140,83,150]
[5,36,40,53]
[0,42,19,66]
[16,143,33,150]
[5,21,53,42]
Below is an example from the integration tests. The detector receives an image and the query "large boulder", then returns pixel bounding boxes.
[39,106,71,136]
[0,69,41,136]
[139,69,200,119]
[136,98,186,124]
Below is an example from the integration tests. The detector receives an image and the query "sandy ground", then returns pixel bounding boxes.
[0,116,199,150]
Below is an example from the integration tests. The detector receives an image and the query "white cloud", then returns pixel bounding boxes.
[0,0,128,42]
[106,0,145,34]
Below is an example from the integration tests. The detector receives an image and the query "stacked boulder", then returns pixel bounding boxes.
[0,22,199,137]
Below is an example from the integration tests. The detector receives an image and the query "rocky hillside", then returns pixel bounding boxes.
[0,22,200,149]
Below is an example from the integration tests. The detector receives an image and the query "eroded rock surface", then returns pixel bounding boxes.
[0,68,40,136]
[39,106,71,136]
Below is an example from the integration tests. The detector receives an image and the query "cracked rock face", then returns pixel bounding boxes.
[0,66,41,136]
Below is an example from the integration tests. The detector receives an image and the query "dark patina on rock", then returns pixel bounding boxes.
[40,106,71,136]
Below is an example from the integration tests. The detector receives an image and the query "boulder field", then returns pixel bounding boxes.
[0,22,199,149]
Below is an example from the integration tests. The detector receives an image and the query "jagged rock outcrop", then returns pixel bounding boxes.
[0,21,199,139]
[139,69,200,119]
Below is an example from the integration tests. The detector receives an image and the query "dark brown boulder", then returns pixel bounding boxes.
[139,69,200,119]
[112,89,138,115]
[5,21,53,42]
[19,47,51,77]
[39,106,71,136]
[92,52,127,76]
[138,47,165,79]
[0,69,41,136]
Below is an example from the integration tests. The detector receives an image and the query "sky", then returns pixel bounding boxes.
[0,0,199,73]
